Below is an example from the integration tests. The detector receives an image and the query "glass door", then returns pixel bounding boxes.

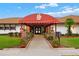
[35,27,41,34]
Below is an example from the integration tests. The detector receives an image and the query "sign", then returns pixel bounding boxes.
[36,14,42,20]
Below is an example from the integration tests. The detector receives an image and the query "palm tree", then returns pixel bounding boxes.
[65,18,75,36]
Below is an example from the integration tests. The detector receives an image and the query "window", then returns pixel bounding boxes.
[0,25,4,30]
[0,27,4,30]
[5,25,10,30]
[10,25,16,30]
[0,24,16,30]
[10,27,15,30]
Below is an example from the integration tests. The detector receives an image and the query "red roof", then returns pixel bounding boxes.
[19,14,60,25]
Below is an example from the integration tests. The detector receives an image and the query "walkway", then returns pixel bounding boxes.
[0,35,79,56]
[27,35,52,49]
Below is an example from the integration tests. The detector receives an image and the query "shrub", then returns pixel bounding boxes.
[44,33,51,38]
[52,39,60,48]
[27,32,34,39]
[47,36,53,40]
[14,32,18,37]
[8,32,13,37]
[64,33,79,36]
[18,33,21,37]
[44,33,60,48]
[71,34,79,36]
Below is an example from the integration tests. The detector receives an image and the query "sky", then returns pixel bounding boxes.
[0,3,79,18]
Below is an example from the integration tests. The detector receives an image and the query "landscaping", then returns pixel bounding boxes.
[44,33,60,48]
[60,37,79,49]
[0,32,34,49]
[44,31,79,48]
[20,32,34,48]
[0,35,21,49]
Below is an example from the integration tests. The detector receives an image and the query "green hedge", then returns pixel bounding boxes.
[62,34,79,36]
[8,32,22,37]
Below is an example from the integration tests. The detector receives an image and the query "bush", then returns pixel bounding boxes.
[71,34,79,36]
[8,32,21,37]
[27,32,34,39]
[14,32,19,37]
[18,33,21,37]
[63,33,79,36]
[61,34,65,36]
[47,36,53,40]
[8,32,13,37]
[44,33,51,38]
[44,33,60,48]
[52,39,60,48]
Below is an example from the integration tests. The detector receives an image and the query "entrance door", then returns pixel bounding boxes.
[35,27,41,34]
[30,26,45,34]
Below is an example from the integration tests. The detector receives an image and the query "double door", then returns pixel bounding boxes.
[35,27,41,34]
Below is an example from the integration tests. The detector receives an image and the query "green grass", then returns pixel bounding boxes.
[61,37,79,48]
[0,35,21,49]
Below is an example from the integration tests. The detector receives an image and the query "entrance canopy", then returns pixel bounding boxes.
[19,14,60,26]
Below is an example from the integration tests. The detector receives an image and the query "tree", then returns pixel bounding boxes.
[65,18,75,36]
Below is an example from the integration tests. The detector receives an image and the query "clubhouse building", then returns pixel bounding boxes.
[0,13,79,34]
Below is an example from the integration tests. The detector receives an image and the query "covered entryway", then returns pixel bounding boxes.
[19,13,60,34]
[34,27,41,34]
[30,26,43,34]
[30,25,45,34]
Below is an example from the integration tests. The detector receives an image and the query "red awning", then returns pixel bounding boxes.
[19,14,60,25]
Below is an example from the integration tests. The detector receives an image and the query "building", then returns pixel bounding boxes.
[19,14,59,34]
[0,18,20,34]
[0,13,79,34]
[57,15,79,34]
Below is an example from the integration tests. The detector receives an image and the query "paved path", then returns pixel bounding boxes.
[27,35,52,50]
[0,35,79,56]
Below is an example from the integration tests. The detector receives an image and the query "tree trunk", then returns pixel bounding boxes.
[68,25,72,36]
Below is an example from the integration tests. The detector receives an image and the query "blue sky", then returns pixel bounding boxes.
[0,3,79,18]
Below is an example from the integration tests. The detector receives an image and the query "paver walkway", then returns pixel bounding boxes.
[0,35,79,56]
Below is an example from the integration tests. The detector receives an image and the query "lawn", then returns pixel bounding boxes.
[60,37,79,48]
[0,35,21,49]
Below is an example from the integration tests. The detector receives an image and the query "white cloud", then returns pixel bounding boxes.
[35,3,58,9]
[45,7,79,17]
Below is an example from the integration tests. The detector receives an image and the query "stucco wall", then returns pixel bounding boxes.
[52,24,67,34]
[71,24,79,34]
[52,24,79,34]
[0,25,20,34]
[0,24,79,34]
